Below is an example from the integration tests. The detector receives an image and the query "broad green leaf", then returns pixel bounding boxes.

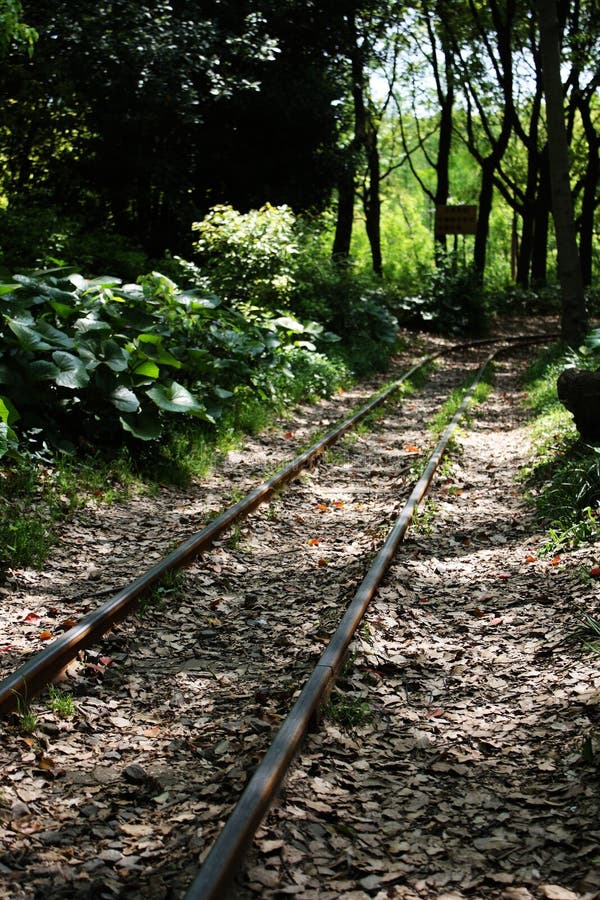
[154,348,183,368]
[303,321,324,336]
[29,359,60,381]
[146,381,205,415]
[100,340,129,372]
[0,395,19,425]
[36,321,75,349]
[213,386,233,399]
[6,316,52,350]
[110,385,139,413]
[295,340,317,351]
[86,276,122,288]
[178,290,221,309]
[49,300,78,320]
[271,315,304,333]
[68,274,88,291]
[77,346,102,371]
[52,351,90,389]
[137,333,162,344]
[133,360,160,379]
[12,274,75,302]
[119,409,161,441]
[73,314,111,335]
[0,421,18,459]
[0,283,20,297]
[138,340,183,368]
[186,348,213,372]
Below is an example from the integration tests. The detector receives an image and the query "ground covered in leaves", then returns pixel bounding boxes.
[1,321,599,899]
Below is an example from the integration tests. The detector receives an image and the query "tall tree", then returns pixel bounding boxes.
[536,0,587,346]
[443,0,516,280]
[394,1,456,263]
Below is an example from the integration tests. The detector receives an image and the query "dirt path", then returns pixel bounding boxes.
[239,350,600,899]
[1,323,598,899]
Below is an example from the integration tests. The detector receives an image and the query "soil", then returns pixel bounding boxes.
[1,318,599,900]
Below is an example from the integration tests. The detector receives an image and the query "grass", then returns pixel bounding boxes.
[138,568,185,617]
[411,498,438,535]
[521,343,600,553]
[324,691,372,729]
[47,684,75,718]
[0,450,138,578]
[13,692,38,733]
[428,373,493,438]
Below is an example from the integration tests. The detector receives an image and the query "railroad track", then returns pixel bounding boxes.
[0,336,554,899]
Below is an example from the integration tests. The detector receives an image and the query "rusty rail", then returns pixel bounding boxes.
[0,353,442,714]
[184,351,496,899]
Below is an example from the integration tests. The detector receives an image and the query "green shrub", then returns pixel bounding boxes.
[0,267,347,458]
[393,259,488,336]
[192,203,298,308]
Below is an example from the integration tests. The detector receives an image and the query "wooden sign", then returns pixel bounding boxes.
[435,205,478,236]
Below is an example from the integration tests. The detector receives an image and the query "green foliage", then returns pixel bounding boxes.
[0,205,153,280]
[325,691,372,729]
[0,266,344,456]
[47,684,75,718]
[522,345,600,553]
[393,259,488,336]
[0,0,36,56]
[193,204,299,308]
[192,202,399,375]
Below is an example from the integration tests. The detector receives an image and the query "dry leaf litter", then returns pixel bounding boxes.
[0,322,597,900]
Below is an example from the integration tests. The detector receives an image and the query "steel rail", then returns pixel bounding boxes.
[0,353,444,715]
[0,332,555,715]
[184,351,497,900]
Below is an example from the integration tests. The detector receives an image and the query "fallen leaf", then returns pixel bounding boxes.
[317,558,328,567]
[539,886,579,900]
[315,503,328,512]
[39,631,53,641]
[333,500,344,508]
[590,566,600,578]
[120,823,153,837]
[526,555,537,563]
[308,537,322,546]
[284,431,293,439]
[551,556,561,566]
[23,612,40,623]
[405,445,420,453]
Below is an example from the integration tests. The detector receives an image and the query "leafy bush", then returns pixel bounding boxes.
[192,203,299,308]
[0,268,340,457]
[392,260,488,336]
[191,202,399,373]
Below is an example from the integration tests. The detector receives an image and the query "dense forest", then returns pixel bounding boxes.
[0,0,598,478]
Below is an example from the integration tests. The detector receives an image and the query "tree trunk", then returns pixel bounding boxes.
[531,146,550,286]
[536,0,587,346]
[474,159,495,279]
[577,101,599,287]
[332,165,355,263]
[516,205,534,287]
[363,126,382,276]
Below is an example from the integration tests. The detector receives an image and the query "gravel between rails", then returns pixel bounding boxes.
[0,340,480,898]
